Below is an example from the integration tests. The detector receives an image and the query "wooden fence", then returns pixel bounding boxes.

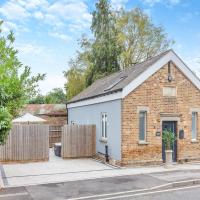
[49,125,62,148]
[0,124,49,162]
[61,125,96,158]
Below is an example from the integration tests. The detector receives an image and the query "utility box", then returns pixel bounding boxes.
[179,129,184,139]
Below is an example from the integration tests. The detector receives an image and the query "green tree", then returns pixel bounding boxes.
[86,0,121,85]
[64,58,86,101]
[28,94,46,104]
[116,8,174,68]
[0,107,12,145]
[0,21,45,143]
[45,88,66,103]
[0,27,45,115]
[29,88,66,104]
[64,2,173,100]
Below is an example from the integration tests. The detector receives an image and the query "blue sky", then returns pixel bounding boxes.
[0,0,200,94]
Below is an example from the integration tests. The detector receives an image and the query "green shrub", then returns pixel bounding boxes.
[162,129,176,150]
[0,107,12,145]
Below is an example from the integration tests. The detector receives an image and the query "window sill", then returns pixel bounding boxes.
[191,139,199,143]
[99,138,107,143]
[138,141,149,145]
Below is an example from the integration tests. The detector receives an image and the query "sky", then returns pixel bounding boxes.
[0,0,200,94]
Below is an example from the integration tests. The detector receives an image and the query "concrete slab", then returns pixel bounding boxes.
[1,149,113,187]
[2,149,200,188]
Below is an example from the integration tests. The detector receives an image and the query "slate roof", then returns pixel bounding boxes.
[68,50,171,104]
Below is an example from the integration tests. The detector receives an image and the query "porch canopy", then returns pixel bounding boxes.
[12,113,46,124]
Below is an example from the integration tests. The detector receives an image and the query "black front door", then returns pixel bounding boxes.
[162,121,177,162]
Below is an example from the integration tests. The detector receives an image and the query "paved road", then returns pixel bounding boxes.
[1,185,200,200]
[115,185,200,200]
[1,170,200,200]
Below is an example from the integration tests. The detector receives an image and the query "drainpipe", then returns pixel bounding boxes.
[105,145,109,163]
[168,61,173,82]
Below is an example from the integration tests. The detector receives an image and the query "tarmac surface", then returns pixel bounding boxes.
[1,169,200,200]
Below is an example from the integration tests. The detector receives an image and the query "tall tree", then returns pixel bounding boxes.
[28,94,46,104]
[29,88,66,104]
[116,8,174,68]
[86,0,121,85]
[64,2,174,100]
[64,58,86,101]
[45,88,66,104]
[0,22,45,143]
[0,28,45,115]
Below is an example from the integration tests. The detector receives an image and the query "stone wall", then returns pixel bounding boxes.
[121,62,200,165]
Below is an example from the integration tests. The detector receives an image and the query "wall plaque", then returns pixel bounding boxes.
[163,87,176,97]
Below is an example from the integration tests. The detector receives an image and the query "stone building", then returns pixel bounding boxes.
[67,50,200,165]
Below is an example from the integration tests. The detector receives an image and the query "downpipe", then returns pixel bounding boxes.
[105,145,109,163]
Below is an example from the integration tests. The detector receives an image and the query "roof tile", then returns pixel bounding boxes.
[68,50,171,103]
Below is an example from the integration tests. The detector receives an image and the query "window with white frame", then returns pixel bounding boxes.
[101,113,107,139]
[139,111,147,141]
[192,112,198,140]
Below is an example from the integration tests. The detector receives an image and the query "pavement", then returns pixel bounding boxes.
[2,149,200,188]
[1,169,200,199]
[0,149,113,187]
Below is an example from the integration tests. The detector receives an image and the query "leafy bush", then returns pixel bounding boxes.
[162,129,176,150]
[0,107,12,145]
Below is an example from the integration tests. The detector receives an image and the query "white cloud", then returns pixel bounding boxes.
[173,45,200,79]
[33,11,44,20]
[49,32,71,42]
[0,0,91,32]
[46,1,92,30]
[1,20,29,34]
[141,0,181,6]
[15,42,67,94]
[182,49,200,78]
[15,43,45,55]
[0,1,30,21]
[186,56,200,72]
[111,0,129,10]
[1,21,18,32]
[143,8,152,16]
[16,0,49,10]
[39,75,65,95]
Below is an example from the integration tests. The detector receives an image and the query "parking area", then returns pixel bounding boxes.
[3,148,200,189]
[0,149,113,187]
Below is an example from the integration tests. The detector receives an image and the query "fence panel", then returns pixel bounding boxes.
[61,125,96,158]
[0,124,49,162]
[49,125,62,148]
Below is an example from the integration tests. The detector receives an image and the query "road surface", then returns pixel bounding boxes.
[1,170,200,199]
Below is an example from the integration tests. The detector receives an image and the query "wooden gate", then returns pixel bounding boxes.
[49,125,62,148]
[61,125,96,158]
[0,124,49,162]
